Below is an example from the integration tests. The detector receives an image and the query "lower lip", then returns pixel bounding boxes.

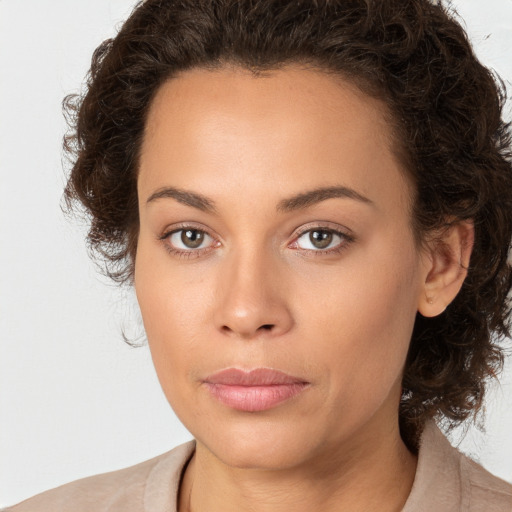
[204,383,308,412]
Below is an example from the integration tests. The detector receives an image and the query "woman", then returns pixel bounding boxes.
[6,0,512,510]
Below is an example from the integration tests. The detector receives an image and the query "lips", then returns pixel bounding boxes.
[203,368,309,412]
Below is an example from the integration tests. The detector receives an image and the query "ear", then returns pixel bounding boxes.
[418,220,474,318]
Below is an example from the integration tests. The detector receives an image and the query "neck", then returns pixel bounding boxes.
[178,417,417,512]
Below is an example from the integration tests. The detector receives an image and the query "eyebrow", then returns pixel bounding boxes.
[146,184,373,213]
[146,186,217,212]
[277,186,374,212]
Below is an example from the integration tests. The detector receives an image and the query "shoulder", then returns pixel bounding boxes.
[4,441,195,512]
[460,453,512,511]
[404,421,512,511]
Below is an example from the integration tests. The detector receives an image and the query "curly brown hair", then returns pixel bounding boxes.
[63,0,512,450]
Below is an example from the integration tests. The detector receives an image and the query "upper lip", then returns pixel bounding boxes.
[203,368,308,386]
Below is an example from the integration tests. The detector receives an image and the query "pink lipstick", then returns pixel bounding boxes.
[203,368,309,412]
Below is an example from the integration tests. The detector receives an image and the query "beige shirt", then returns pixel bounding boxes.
[5,422,512,511]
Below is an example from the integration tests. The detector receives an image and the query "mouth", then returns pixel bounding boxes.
[202,368,310,412]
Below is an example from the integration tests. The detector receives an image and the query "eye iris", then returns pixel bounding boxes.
[310,230,333,249]
[181,229,204,248]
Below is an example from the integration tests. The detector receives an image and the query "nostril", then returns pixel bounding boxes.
[219,323,278,336]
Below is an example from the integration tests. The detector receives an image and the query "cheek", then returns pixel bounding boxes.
[134,241,214,396]
[295,242,420,404]
[135,221,422,429]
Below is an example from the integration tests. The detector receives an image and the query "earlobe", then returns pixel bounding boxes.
[418,220,474,318]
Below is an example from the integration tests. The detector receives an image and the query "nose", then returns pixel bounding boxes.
[213,249,294,339]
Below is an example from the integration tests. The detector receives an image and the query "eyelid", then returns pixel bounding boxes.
[157,221,354,258]
[158,222,221,258]
[289,222,355,254]
[292,221,354,240]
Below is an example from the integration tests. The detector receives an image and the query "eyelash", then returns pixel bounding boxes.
[158,223,218,260]
[291,225,355,257]
[158,224,355,259]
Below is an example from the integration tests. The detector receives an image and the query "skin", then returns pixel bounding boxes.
[135,66,473,512]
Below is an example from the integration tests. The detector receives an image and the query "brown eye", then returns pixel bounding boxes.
[295,228,345,252]
[168,229,213,250]
[181,229,204,248]
[309,230,333,249]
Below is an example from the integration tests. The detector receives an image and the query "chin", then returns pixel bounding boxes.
[193,414,320,471]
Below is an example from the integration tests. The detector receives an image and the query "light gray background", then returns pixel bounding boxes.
[1,0,511,506]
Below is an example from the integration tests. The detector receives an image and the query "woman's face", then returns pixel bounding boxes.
[135,66,429,470]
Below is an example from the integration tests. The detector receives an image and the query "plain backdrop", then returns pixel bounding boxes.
[1,0,511,506]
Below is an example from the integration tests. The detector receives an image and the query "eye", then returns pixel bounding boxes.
[294,228,347,251]
[167,228,214,250]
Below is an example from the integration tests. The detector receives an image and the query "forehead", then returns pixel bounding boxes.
[139,65,412,214]
[143,65,393,149]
